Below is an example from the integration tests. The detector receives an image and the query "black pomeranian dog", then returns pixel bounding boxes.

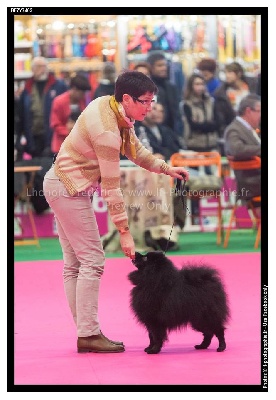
[128,251,230,354]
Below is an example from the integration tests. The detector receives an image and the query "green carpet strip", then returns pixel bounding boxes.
[14,229,260,262]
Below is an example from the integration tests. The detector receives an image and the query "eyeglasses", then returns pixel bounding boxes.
[131,96,155,106]
[250,108,261,113]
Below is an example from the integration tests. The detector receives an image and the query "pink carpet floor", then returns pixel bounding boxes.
[14,253,261,387]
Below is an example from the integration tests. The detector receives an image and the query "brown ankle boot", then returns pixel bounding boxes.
[100,330,124,346]
[77,333,125,353]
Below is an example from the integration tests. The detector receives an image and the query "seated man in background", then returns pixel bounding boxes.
[135,102,183,161]
[224,93,261,204]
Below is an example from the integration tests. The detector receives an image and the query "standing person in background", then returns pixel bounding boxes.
[197,58,221,97]
[213,62,252,155]
[182,73,219,225]
[43,71,189,354]
[182,73,218,153]
[133,61,151,77]
[50,74,91,154]
[146,51,183,136]
[93,62,117,99]
[17,56,68,157]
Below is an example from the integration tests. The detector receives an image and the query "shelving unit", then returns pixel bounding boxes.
[14,41,33,80]
[125,15,261,76]
[14,71,33,79]
[14,41,33,48]
[14,16,33,81]
[13,14,261,87]
[14,14,118,84]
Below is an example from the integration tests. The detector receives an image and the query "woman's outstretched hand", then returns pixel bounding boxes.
[166,167,189,181]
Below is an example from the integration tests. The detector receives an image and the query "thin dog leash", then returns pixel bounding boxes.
[163,174,190,254]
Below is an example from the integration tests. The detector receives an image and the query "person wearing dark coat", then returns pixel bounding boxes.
[224,94,261,202]
[17,57,68,158]
[147,51,183,136]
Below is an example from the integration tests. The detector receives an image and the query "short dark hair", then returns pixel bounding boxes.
[146,51,166,66]
[238,94,261,116]
[197,58,217,74]
[114,70,158,102]
[70,74,91,91]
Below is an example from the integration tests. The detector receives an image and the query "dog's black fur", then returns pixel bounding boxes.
[128,251,230,354]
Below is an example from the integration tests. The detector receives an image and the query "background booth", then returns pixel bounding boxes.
[13,13,261,239]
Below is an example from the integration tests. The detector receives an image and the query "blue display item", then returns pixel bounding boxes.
[72,33,82,57]
[80,33,88,57]
[33,37,40,57]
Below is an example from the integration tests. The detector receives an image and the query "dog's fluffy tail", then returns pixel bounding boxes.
[181,264,222,284]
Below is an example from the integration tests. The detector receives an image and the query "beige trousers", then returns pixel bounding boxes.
[43,166,105,337]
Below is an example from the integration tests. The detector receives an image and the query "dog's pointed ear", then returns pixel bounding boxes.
[132,252,142,268]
